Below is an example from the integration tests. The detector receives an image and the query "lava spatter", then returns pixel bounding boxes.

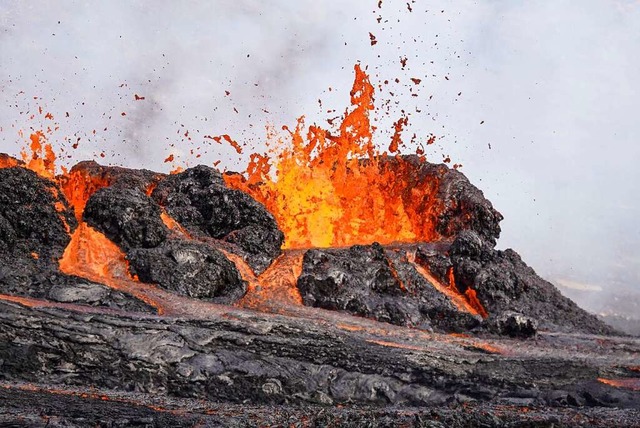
[225,64,441,249]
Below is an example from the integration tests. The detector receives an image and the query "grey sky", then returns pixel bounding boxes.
[1,1,639,308]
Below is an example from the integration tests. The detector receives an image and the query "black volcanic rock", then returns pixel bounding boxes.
[494,311,538,338]
[0,167,75,296]
[1,158,639,426]
[298,244,419,327]
[0,167,154,313]
[84,187,169,250]
[0,299,638,426]
[152,165,284,274]
[297,243,481,332]
[128,239,246,303]
[447,230,614,335]
[82,184,246,303]
[0,167,76,260]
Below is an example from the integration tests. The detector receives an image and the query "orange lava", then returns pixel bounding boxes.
[57,168,111,220]
[225,64,442,249]
[160,208,304,311]
[2,63,489,327]
[252,251,305,307]
[212,134,243,154]
[0,293,62,310]
[337,323,365,332]
[20,131,56,180]
[469,342,503,355]
[0,382,182,415]
[230,251,305,310]
[0,154,20,169]
[160,211,193,238]
[59,223,165,313]
[597,378,640,391]
[448,267,489,318]
[407,251,487,318]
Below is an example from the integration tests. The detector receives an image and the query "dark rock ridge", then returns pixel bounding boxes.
[297,243,481,332]
[446,230,614,335]
[294,156,613,335]
[381,155,504,245]
[152,165,284,274]
[81,174,248,303]
[296,239,613,335]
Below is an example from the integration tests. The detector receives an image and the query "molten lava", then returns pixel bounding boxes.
[58,168,112,220]
[20,131,56,180]
[6,64,445,252]
[225,64,441,249]
[597,378,640,391]
[59,223,165,313]
[406,251,487,318]
[239,251,305,309]
[0,154,20,169]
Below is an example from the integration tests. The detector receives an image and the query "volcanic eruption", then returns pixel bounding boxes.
[0,65,639,426]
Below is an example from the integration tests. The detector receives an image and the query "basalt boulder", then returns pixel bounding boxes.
[297,243,481,332]
[0,167,76,260]
[83,187,169,250]
[127,239,246,303]
[151,166,284,274]
[445,230,614,335]
[82,185,246,303]
[0,167,75,297]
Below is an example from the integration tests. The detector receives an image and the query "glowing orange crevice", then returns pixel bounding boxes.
[367,339,425,352]
[58,223,166,313]
[225,250,305,310]
[406,251,487,318]
[160,211,193,239]
[597,378,640,391]
[448,267,488,318]
[57,169,112,221]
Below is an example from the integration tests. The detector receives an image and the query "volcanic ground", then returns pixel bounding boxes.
[0,152,639,427]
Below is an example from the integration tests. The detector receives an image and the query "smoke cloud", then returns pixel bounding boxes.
[1,0,639,316]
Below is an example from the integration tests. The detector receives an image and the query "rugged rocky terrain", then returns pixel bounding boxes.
[0,155,638,426]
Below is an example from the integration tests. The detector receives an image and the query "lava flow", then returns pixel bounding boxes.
[407,251,487,318]
[58,222,167,313]
[597,378,640,392]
